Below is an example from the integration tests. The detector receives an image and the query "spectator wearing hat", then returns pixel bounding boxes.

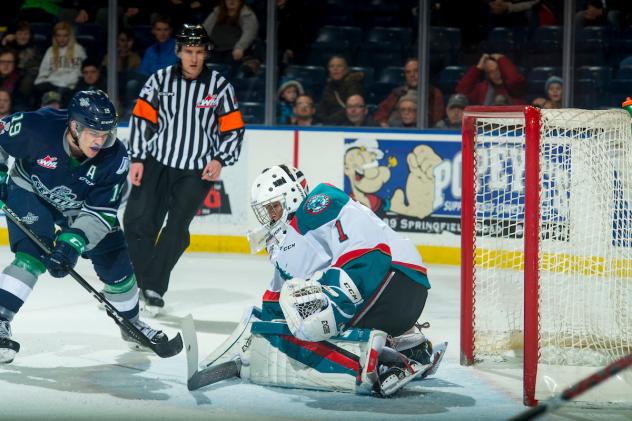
[391,91,418,128]
[532,76,562,109]
[330,94,378,127]
[72,59,106,95]
[435,93,468,129]
[456,53,527,105]
[277,79,304,124]
[41,90,62,109]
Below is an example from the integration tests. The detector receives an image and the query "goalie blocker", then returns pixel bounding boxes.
[183,307,447,396]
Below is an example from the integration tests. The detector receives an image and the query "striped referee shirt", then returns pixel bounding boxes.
[129,63,244,170]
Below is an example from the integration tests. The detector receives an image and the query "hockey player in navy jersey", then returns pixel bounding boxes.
[0,90,176,364]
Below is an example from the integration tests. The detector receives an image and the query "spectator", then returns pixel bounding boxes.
[138,16,177,76]
[202,0,260,76]
[391,91,418,128]
[34,21,86,105]
[532,75,562,109]
[73,59,107,94]
[435,93,468,129]
[456,53,527,105]
[317,55,363,125]
[41,90,62,109]
[330,94,378,127]
[488,0,543,28]
[0,50,21,96]
[374,58,444,128]
[0,89,11,119]
[575,0,609,30]
[2,21,42,106]
[277,80,304,124]
[289,94,319,126]
[102,29,142,73]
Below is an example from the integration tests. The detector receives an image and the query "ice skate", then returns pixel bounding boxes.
[120,318,168,352]
[141,289,164,317]
[373,358,429,397]
[0,320,19,364]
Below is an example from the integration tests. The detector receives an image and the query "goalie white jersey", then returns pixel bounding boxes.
[262,183,430,330]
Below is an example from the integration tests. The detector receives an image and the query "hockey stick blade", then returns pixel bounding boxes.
[188,359,241,391]
[508,353,632,421]
[0,200,183,359]
[181,314,199,379]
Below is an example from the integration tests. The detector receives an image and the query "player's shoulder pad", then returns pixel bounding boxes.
[293,183,350,234]
[1,108,66,141]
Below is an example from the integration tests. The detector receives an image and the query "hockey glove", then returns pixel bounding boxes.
[47,229,87,278]
[0,164,8,203]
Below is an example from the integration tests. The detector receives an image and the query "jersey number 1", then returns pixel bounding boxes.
[335,220,348,242]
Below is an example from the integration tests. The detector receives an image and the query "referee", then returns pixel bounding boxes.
[123,24,245,314]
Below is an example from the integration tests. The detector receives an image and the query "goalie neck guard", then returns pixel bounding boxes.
[250,165,309,245]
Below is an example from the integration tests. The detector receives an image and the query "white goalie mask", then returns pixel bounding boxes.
[250,165,309,248]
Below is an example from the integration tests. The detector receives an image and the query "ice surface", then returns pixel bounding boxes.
[0,249,630,421]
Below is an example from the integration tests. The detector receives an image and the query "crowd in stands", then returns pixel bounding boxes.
[0,0,631,128]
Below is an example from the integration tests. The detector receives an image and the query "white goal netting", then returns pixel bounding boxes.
[471,109,632,379]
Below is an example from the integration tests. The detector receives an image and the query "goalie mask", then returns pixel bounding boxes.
[250,165,309,247]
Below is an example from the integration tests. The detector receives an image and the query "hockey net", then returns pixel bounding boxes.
[460,106,632,405]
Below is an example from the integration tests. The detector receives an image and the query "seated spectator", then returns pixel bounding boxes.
[73,59,107,94]
[374,58,444,128]
[289,94,320,126]
[532,75,562,109]
[330,94,378,127]
[0,50,21,96]
[575,0,609,30]
[435,93,468,129]
[34,21,86,105]
[391,91,418,128]
[277,80,304,124]
[488,0,543,28]
[456,53,527,105]
[138,16,177,76]
[203,0,260,76]
[317,55,364,125]
[41,90,62,109]
[102,29,142,73]
[2,21,42,107]
[0,88,11,118]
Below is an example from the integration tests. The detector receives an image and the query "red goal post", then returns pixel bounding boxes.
[460,105,632,406]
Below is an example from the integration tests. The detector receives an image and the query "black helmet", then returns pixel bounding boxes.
[176,24,213,53]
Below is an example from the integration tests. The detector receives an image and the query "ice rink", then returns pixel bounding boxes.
[0,248,631,421]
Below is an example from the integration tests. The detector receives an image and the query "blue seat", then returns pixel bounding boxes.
[439,65,468,94]
[574,79,597,108]
[616,67,632,79]
[206,62,231,75]
[576,66,611,92]
[316,25,363,46]
[30,22,53,41]
[349,66,375,88]
[527,66,561,95]
[620,56,632,68]
[377,66,404,85]
[367,81,398,104]
[284,65,327,84]
[239,102,264,124]
[356,50,403,73]
[366,27,412,47]
[577,26,611,50]
[74,23,104,41]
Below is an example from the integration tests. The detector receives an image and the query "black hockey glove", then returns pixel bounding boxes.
[47,229,87,278]
[0,164,8,203]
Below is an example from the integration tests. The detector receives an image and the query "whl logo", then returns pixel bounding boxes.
[37,155,58,169]
[196,95,219,109]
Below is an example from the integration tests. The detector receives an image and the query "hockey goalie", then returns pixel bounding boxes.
[184,164,446,397]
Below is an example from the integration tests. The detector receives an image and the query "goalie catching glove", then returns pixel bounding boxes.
[279,276,339,342]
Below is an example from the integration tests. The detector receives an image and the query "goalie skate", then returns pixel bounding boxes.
[373,358,429,397]
[0,320,19,364]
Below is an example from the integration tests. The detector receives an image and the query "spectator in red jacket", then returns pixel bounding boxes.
[456,53,527,105]
[374,58,444,128]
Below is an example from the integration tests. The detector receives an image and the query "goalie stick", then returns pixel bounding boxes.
[0,200,183,358]
[181,314,241,391]
[509,353,632,421]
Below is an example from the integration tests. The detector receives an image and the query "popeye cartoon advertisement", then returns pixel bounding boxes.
[343,138,462,234]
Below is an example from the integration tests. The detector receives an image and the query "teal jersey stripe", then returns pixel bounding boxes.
[294,183,350,235]
[393,263,431,289]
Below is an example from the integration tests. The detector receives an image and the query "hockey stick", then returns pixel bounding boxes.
[181,314,241,390]
[0,200,182,358]
[508,353,632,421]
